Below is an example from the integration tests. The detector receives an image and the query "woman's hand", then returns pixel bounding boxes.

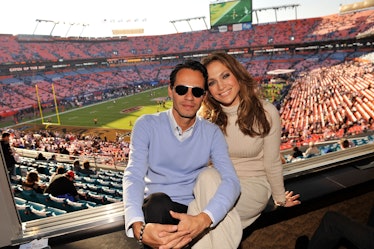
[284,190,301,207]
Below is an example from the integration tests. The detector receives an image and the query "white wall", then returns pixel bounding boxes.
[0,147,22,247]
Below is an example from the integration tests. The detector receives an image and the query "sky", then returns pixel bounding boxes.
[0,0,356,38]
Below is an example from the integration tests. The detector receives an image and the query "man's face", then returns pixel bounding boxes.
[168,68,205,122]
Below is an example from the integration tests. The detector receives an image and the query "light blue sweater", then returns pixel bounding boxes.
[123,110,240,236]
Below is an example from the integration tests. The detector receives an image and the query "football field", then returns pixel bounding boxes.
[29,86,171,131]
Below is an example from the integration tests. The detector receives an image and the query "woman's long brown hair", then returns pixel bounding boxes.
[200,52,270,137]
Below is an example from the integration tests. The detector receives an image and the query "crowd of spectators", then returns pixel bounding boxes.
[279,60,374,149]
[2,128,130,168]
[0,9,372,65]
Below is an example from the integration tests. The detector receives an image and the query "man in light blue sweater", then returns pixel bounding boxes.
[123,60,241,249]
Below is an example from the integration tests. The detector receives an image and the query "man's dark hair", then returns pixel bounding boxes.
[169,60,208,90]
[2,132,10,139]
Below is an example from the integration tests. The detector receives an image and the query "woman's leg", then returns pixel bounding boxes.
[188,167,242,249]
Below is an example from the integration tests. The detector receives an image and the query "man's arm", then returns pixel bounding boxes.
[123,116,150,236]
[202,127,241,226]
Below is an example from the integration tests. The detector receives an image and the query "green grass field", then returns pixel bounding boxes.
[31,86,171,130]
[2,83,285,130]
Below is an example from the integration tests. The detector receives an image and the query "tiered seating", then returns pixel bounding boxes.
[0,9,372,65]
[279,59,373,147]
[283,134,373,163]
[10,156,124,222]
[74,169,123,205]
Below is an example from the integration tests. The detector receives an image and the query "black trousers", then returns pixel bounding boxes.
[309,207,374,249]
[142,192,188,224]
[141,192,188,249]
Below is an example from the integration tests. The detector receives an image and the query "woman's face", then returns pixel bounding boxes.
[206,60,240,107]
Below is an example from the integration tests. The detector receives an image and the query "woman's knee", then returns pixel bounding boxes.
[197,167,221,182]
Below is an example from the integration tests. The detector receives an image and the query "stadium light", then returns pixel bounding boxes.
[65,23,75,37]
[252,4,300,24]
[33,19,89,37]
[79,24,89,38]
[169,16,208,33]
[33,19,59,36]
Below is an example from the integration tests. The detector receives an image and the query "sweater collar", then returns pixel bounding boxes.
[221,104,239,116]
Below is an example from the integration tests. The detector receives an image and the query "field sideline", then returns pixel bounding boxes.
[9,86,171,141]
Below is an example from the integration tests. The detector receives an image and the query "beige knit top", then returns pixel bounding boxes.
[221,100,286,202]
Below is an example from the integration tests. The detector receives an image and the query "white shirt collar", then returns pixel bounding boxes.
[167,109,196,142]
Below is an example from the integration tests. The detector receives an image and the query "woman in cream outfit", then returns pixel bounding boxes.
[200,52,301,229]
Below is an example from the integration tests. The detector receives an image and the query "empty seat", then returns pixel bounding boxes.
[17,205,52,222]
[18,189,38,202]
[47,195,68,210]
[110,182,122,189]
[14,197,27,205]
[101,187,116,196]
[46,206,67,216]
[82,177,96,184]
[87,192,105,205]
[105,196,122,203]
[64,199,88,212]
[96,179,110,186]
[27,201,46,211]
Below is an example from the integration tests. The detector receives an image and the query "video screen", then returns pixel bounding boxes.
[209,0,252,27]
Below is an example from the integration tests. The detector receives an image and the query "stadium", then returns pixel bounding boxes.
[0,1,374,248]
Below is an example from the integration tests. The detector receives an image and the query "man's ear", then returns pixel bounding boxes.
[168,85,173,99]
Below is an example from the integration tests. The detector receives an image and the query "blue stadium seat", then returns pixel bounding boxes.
[19,166,28,177]
[82,177,96,184]
[35,193,52,206]
[28,201,47,211]
[88,174,99,179]
[16,204,32,222]
[101,187,116,196]
[74,175,83,182]
[18,189,38,202]
[86,184,101,193]
[12,185,23,196]
[14,197,27,205]
[77,200,97,208]
[97,174,110,181]
[38,173,49,182]
[105,196,122,204]
[367,135,374,142]
[64,199,88,212]
[17,205,52,222]
[77,189,89,200]
[110,182,122,189]
[15,164,21,176]
[46,206,67,216]
[17,204,52,222]
[74,182,87,189]
[10,175,22,185]
[47,195,68,210]
[116,189,123,197]
[87,192,106,205]
[96,179,110,187]
[110,176,122,183]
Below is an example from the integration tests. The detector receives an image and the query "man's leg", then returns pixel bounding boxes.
[188,167,242,249]
[143,192,188,224]
[142,193,188,249]
[309,211,374,249]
